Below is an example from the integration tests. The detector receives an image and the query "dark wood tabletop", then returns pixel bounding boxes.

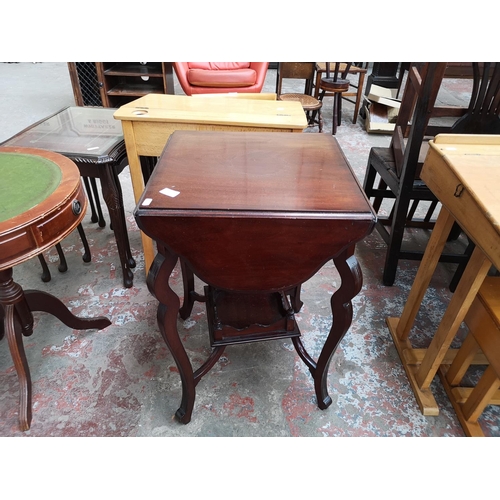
[135,130,376,423]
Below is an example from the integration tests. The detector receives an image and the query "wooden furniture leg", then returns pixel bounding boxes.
[0,268,34,430]
[293,246,362,409]
[179,259,206,320]
[121,121,155,274]
[387,207,492,415]
[90,178,105,228]
[147,247,224,424]
[0,268,111,431]
[83,176,99,224]
[99,162,136,288]
[438,277,500,436]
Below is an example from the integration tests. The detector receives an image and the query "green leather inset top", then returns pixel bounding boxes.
[0,152,62,222]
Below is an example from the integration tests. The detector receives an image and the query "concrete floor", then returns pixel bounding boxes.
[0,62,498,439]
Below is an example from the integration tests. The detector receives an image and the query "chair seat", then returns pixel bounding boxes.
[187,68,257,88]
[320,78,350,93]
[278,93,322,111]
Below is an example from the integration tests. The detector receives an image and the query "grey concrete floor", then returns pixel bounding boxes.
[0,64,498,448]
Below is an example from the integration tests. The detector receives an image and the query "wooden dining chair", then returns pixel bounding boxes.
[439,276,500,436]
[363,62,500,287]
[275,62,323,132]
[314,63,367,124]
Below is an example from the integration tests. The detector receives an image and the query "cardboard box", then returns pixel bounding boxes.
[364,84,401,134]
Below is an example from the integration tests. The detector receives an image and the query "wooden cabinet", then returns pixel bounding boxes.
[68,62,174,107]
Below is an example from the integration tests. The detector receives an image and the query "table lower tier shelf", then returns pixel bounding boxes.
[205,286,301,347]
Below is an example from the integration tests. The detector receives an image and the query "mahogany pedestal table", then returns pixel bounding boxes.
[0,147,111,431]
[134,130,376,424]
[386,134,500,417]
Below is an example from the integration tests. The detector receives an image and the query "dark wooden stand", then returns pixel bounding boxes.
[135,131,375,424]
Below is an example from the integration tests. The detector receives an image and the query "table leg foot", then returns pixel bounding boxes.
[123,269,134,289]
[175,407,190,424]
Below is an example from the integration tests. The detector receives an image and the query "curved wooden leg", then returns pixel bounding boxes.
[147,248,196,424]
[24,290,111,331]
[90,177,106,228]
[290,247,363,410]
[38,254,52,283]
[55,243,68,272]
[83,176,99,224]
[77,224,91,263]
[315,247,363,409]
[100,164,135,288]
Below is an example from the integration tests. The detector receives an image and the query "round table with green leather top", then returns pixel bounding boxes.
[0,147,111,431]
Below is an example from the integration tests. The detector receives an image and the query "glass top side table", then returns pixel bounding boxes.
[2,106,136,288]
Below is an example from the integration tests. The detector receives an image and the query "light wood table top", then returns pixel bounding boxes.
[386,134,500,417]
[114,94,307,132]
[114,94,307,274]
[420,134,500,268]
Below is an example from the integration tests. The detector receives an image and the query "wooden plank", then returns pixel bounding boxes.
[415,247,491,389]
[395,208,456,341]
[450,386,500,405]
[403,346,488,366]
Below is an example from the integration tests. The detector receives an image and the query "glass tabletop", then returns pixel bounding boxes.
[1,107,124,159]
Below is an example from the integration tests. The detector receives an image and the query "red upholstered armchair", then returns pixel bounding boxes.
[173,62,269,95]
